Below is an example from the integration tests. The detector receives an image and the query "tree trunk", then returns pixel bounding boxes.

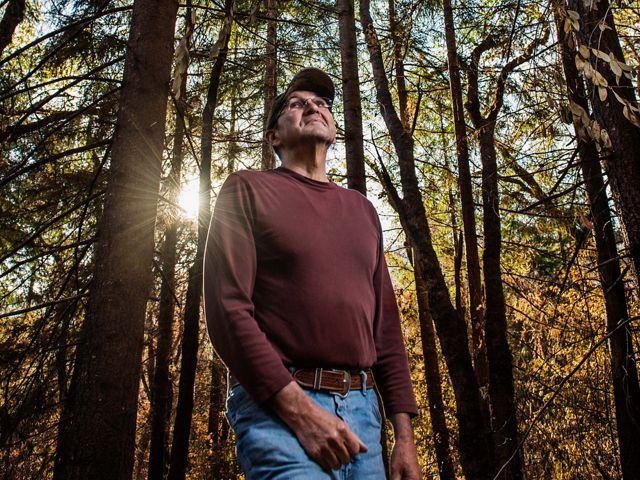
[568,0,640,286]
[0,0,26,57]
[148,10,192,479]
[53,1,179,479]
[477,124,522,479]
[167,3,232,479]
[388,0,408,129]
[261,0,277,170]
[360,2,495,477]
[338,0,366,194]
[389,5,454,475]
[464,30,547,479]
[414,259,456,480]
[555,4,640,477]
[207,356,227,477]
[441,0,488,395]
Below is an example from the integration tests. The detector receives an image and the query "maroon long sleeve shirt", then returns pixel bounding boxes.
[203,167,418,416]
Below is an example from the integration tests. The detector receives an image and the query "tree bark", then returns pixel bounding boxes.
[0,0,26,57]
[207,356,228,477]
[167,3,232,479]
[53,0,179,479]
[261,0,277,170]
[464,29,548,478]
[555,4,640,477]
[568,0,640,286]
[148,10,192,479]
[360,2,495,477]
[414,260,456,480]
[338,0,366,194]
[389,5,454,475]
[441,0,488,395]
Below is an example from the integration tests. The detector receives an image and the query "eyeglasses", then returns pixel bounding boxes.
[284,96,333,112]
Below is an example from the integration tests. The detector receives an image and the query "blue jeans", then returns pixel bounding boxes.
[225,383,386,479]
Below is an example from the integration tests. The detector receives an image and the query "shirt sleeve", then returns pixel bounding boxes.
[203,172,293,404]
[371,215,419,417]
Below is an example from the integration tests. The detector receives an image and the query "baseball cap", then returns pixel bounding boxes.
[266,67,335,130]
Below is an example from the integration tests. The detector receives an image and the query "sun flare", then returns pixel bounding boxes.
[178,178,200,220]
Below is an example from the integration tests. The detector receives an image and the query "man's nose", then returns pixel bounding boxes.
[303,99,320,113]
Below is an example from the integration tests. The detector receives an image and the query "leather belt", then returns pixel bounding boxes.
[228,368,375,397]
[293,368,375,396]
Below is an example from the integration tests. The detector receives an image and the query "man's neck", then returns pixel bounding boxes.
[279,145,329,182]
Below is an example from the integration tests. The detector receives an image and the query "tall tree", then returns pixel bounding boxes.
[147,6,193,480]
[414,262,456,479]
[387,4,454,475]
[52,0,179,478]
[360,1,496,477]
[568,0,640,285]
[441,0,487,393]
[167,2,233,479]
[555,3,640,477]
[337,0,366,194]
[261,0,277,170]
[465,29,547,478]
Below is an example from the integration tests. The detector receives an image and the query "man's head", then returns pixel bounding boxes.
[266,68,336,156]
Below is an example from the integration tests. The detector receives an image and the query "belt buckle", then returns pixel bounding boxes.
[331,369,351,397]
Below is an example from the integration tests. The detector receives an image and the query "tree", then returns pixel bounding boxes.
[261,0,277,170]
[337,0,366,194]
[53,0,179,478]
[360,1,496,477]
[167,2,233,479]
[0,0,26,57]
[555,2,640,477]
[568,0,640,285]
[441,0,488,402]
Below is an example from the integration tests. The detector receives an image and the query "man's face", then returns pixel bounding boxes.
[269,90,337,151]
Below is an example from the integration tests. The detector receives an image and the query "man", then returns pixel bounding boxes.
[203,67,421,479]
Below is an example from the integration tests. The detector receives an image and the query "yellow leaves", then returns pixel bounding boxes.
[566,10,580,31]
[623,105,640,129]
[598,86,607,102]
[590,48,609,63]
[611,89,640,129]
[578,44,590,58]
[568,100,613,150]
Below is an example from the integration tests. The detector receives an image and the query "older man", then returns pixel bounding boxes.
[204,67,420,479]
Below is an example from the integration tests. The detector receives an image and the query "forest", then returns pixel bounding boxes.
[1,0,639,478]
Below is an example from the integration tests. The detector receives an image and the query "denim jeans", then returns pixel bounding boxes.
[225,382,386,479]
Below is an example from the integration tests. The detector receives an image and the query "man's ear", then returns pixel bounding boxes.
[266,128,280,148]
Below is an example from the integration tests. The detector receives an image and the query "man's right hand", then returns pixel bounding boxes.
[266,381,368,471]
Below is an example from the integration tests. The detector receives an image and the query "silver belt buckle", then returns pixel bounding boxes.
[330,369,351,397]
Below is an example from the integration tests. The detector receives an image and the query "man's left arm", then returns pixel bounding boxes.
[389,413,421,480]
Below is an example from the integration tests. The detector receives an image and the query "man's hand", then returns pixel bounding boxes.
[389,413,421,480]
[267,381,368,471]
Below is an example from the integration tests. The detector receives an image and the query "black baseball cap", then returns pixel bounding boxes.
[266,67,335,130]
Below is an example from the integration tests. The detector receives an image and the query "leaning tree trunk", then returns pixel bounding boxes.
[53,1,179,479]
[441,0,487,392]
[338,0,366,195]
[167,4,232,480]
[568,0,640,286]
[388,4,454,475]
[261,0,277,170]
[555,4,640,477]
[360,1,495,477]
